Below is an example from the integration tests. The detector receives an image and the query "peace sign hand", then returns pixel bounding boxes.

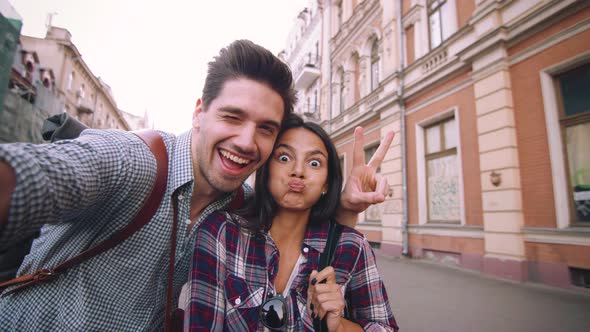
[337,127,395,227]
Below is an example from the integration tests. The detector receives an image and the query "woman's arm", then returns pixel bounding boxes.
[187,212,228,332]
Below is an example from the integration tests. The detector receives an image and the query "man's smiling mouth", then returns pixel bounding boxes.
[219,149,251,166]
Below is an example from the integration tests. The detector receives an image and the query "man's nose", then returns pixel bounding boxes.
[234,124,256,154]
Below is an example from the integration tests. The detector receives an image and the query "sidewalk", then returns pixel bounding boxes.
[376,254,590,332]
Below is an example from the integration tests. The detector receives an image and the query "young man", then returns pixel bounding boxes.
[0,40,393,330]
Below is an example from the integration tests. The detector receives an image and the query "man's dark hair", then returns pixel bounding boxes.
[202,39,297,119]
[244,114,343,231]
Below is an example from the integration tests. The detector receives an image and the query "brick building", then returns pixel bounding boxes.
[283,0,590,289]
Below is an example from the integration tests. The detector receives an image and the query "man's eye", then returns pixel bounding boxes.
[223,115,240,121]
[259,126,276,136]
[309,160,321,167]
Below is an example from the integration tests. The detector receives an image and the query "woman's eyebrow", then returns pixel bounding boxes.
[276,143,327,158]
[306,150,327,158]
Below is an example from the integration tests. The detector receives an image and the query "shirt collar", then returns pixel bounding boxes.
[169,130,194,192]
[302,221,332,254]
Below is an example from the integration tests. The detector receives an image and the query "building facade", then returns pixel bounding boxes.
[285,0,590,290]
[20,26,131,130]
[281,0,323,122]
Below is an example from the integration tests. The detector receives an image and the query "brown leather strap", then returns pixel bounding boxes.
[0,130,168,294]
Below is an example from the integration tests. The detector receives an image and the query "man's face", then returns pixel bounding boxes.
[192,78,284,196]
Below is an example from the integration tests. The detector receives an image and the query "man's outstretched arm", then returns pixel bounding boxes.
[337,127,395,227]
[0,160,16,226]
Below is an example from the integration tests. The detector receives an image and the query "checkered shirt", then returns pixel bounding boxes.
[187,211,399,331]
[0,129,247,331]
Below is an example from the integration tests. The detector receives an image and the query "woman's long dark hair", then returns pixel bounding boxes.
[242,114,343,232]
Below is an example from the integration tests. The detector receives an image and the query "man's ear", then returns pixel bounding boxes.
[192,99,204,129]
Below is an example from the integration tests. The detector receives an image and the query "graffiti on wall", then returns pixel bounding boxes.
[427,155,460,221]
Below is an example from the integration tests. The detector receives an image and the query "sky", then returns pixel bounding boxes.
[9,0,309,134]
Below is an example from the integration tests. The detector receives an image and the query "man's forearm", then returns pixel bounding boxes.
[335,209,358,228]
[0,160,16,226]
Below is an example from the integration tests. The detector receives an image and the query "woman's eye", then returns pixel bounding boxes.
[309,160,321,167]
[278,154,290,162]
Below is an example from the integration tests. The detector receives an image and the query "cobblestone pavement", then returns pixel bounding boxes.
[376,254,590,332]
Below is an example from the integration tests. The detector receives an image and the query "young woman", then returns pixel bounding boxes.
[186,115,398,331]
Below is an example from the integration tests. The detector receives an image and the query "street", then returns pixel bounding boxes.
[376,255,590,332]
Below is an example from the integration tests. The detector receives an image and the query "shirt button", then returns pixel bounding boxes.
[185,219,191,225]
[178,194,184,201]
[303,247,309,253]
[235,297,241,305]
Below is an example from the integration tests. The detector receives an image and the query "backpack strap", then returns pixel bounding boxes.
[313,220,345,332]
[0,130,168,295]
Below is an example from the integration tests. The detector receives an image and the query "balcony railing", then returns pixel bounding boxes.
[293,54,320,90]
[297,103,320,120]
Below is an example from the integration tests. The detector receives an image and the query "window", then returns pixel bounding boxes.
[77,83,85,106]
[67,72,74,91]
[339,68,345,115]
[337,1,343,30]
[364,144,382,222]
[353,53,360,102]
[314,89,318,113]
[405,25,416,64]
[371,39,380,91]
[425,117,460,223]
[556,62,590,222]
[428,0,454,49]
[315,42,319,63]
[364,144,381,173]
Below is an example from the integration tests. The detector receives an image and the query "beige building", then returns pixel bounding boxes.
[280,0,323,122]
[20,26,132,130]
[285,0,590,290]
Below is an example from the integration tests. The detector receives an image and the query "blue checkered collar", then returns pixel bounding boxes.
[169,130,195,192]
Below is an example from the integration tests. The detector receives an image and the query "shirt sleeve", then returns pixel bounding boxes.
[0,129,157,250]
[347,236,399,332]
[187,211,228,332]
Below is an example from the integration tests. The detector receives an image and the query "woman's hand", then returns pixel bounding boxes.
[337,127,395,227]
[307,267,345,332]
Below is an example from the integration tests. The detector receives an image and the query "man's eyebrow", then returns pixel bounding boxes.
[218,107,281,130]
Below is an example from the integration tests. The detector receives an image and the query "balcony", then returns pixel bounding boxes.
[294,54,320,90]
[297,103,320,121]
[77,100,94,114]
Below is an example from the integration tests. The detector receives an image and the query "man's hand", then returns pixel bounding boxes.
[337,127,395,227]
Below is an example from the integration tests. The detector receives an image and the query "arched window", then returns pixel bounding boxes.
[371,39,380,91]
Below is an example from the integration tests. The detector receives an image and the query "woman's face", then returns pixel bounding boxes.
[268,127,329,212]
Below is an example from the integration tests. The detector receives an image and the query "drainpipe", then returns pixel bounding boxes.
[397,0,409,256]
[326,0,333,129]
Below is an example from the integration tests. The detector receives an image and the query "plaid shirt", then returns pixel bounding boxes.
[0,129,246,331]
[187,211,399,331]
